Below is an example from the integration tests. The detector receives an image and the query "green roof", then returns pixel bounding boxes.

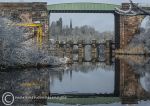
[47,2,120,11]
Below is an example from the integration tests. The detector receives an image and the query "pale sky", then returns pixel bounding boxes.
[50,13,114,32]
[0,0,150,32]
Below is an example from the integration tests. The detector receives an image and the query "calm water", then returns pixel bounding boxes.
[50,63,114,94]
[0,56,150,106]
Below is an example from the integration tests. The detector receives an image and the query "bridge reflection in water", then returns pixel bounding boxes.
[0,56,150,105]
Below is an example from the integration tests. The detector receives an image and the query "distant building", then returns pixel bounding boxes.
[57,17,63,33]
[70,19,72,30]
[50,17,63,36]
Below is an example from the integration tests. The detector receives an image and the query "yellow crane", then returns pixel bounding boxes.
[16,23,43,48]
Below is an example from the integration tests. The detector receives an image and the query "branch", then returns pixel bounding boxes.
[115,0,150,15]
[129,0,150,15]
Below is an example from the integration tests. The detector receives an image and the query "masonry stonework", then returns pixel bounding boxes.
[0,2,49,36]
[120,15,144,49]
[119,3,144,49]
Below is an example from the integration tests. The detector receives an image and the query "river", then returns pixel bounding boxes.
[0,56,150,106]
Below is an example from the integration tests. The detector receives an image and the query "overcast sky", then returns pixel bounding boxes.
[1,0,150,32]
[50,13,114,32]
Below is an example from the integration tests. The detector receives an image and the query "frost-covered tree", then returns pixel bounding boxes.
[0,18,62,67]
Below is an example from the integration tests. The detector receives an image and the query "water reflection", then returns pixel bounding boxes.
[116,56,150,104]
[0,68,50,106]
[0,56,150,105]
[50,63,114,94]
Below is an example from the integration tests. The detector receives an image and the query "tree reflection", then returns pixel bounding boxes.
[0,68,50,106]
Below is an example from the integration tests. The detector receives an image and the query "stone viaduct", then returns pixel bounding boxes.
[0,2,147,50]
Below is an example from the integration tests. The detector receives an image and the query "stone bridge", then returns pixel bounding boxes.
[0,2,149,50]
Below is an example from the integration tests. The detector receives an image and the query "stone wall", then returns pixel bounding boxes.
[0,2,49,36]
[119,3,144,49]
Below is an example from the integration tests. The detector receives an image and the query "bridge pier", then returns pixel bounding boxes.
[55,40,60,56]
[66,41,73,64]
[78,40,85,63]
[91,40,98,63]
[114,13,120,49]
[105,40,112,65]
[59,41,65,58]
